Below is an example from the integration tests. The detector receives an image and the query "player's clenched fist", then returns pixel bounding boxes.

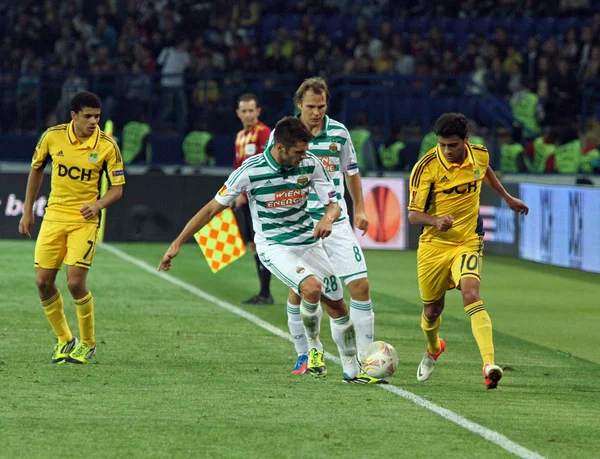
[158,243,180,271]
[435,215,454,232]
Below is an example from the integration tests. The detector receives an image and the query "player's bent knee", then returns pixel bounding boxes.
[299,276,321,303]
[423,299,444,320]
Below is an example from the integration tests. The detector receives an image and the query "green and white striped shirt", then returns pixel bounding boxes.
[214,145,337,246]
[266,115,359,223]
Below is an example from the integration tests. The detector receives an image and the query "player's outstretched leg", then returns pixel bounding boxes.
[324,297,387,385]
[461,278,499,388]
[286,290,309,375]
[418,300,446,382]
[347,278,374,362]
[417,338,446,382]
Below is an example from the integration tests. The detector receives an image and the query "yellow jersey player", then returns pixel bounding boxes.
[408,113,528,389]
[18,91,125,364]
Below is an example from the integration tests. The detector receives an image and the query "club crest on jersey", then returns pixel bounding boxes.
[88,151,99,163]
[473,168,481,179]
[329,143,338,153]
[297,174,309,188]
[296,266,306,274]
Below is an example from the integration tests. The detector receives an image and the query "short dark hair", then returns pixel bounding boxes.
[70,91,102,113]
[237,93,260,107]
[433,113,468,139]
[273,117,312,149]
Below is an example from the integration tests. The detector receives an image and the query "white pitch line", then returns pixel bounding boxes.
[101,243,545,459]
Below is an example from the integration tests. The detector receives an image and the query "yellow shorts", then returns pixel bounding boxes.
[417,237,483,304]
[35,220,99,270]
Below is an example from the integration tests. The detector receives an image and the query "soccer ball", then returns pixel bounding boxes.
[361,341,399,378]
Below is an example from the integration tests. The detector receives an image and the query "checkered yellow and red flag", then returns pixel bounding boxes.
[193,208,246,273]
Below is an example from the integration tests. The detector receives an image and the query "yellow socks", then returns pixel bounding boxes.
[42,290,73,343]
[421,312,442,355]
[464,300,494,366]
[74,291,95,348]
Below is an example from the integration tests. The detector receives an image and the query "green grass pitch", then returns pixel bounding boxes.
[1,240,599,458]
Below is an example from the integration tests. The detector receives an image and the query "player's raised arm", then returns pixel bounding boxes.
[483,166,529,215]
[159,166,249,271]
[158,199,228,271]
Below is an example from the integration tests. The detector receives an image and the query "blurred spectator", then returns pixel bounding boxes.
[157,36,191,133]
[550,59,579,116]
[124,62,152,122]
[232,0,262,28]
[484,57,509,97]
[581,46,600,80]
[16,57,43,132]
[418,129,438,159]
[535,78,557,128]
[500,126,530,173]
[349,113,376,170]
[554,123,582,173]
[460,41,480,74]
[507,61,523,94]
[468,56,488,95]
[395,44,416,75]
[326,45,347,76]
[577,26,595,79]
[510,78,540,137]
[266,28,294,59]
[503,44,523,74]
[522,37,540,83]
[378,126,407,170]
[560,27,581,64]
[526,128,558,173]
[95,17,118,55]
[580,131,600,173]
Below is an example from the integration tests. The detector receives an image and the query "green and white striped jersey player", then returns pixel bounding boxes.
[158,117,386,384]
[274,78,376,375]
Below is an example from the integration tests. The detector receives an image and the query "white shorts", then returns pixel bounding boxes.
[257,242,344,301]
[322,220,368,285]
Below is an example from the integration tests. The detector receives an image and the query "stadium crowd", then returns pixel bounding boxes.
[1,0,599,172]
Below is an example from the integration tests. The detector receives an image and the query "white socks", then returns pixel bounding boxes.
[350,298,375,361]
[300,298,323,352]
[287,300,309,355]
[330,315,360,378]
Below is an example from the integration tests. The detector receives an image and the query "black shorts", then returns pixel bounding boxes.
[233,203,255,243]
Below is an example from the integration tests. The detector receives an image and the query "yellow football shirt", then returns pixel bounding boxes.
[408,142,489,245]
[31,121,126,224]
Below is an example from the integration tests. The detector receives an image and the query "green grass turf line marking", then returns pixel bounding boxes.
[100,242,546,459]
